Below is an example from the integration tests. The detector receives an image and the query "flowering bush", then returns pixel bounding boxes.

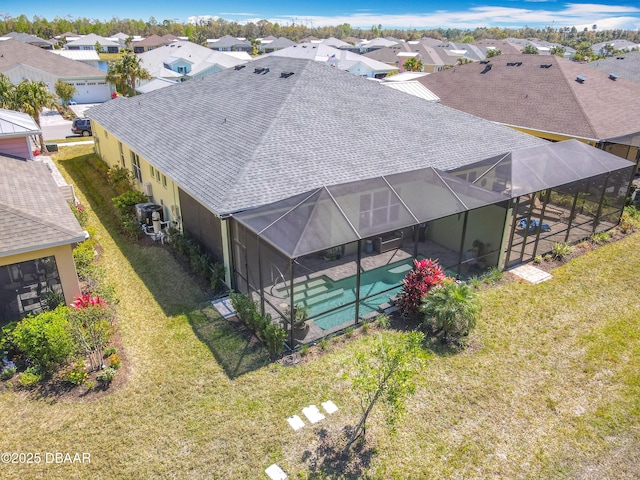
[70,294,106,309]
[396,258,447,318]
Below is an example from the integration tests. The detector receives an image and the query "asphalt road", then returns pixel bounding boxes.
[40,105,97,141]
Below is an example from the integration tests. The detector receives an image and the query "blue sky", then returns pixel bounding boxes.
[2,1,640,31]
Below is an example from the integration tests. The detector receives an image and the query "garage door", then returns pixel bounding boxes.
[70,81,111,104]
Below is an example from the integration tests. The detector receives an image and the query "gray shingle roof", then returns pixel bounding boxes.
[87,56,547,216]
[0,157,86,257]
[418,54,640,141]
[0,39,107,79]
[587,51,640,84]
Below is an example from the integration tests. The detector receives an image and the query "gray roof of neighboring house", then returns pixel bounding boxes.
[2,32,53,47]
[138,41,247,79]
[0,157,85,257]
[321,37,350,48]
[0,109,41,137]
[87,56,547,216]
[65,33,120,47]
[418,54,640,141]
[269,43,397,74]
[0,39,107,79]
[587,51,640,83]
[208,35,251,49]
[261,37,296,49]
[592,40,640,53]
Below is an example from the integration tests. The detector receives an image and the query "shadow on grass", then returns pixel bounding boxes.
[58,151,270,379]
[303,427,375,479]
[57,152,206,317]
[184,305,269,379]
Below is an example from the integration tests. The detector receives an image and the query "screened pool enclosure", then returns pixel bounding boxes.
[231,140,635,347]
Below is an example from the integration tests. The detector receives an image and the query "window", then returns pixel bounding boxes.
[150,165,155,178]
[156,169,161,182]
[162,174,167,188]
[118,142,125,167]
[358,189,401,230]
[131,151,142,182]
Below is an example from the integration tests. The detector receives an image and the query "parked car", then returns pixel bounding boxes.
[72,118,92,136]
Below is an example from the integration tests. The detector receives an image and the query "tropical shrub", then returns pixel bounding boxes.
[12,307,76,374]
[68,295,114,371]
[107,165,133,195]
[112,190,149,218]
[71,202,89,227]
[262,320,286,357]
[104,346,117,357]
[396,258,447,318]
[421,279,480,345]
[107,353,121,369]
[66,359,88,385]
[19,367,43,388]
[551,242,573,261]
[73,238,97,276]
[590,231,611,245]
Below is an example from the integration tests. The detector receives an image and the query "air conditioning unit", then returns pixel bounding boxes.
[143,181,153,196]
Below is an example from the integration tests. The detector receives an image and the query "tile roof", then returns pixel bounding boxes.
[0,157,86,257]
[587,51,640,84]
[0,109,40,137]
[87,56,547,216]
[418,54,640,141]
[0,39,107,79]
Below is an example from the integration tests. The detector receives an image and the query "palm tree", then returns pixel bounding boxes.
[421,280,480,345]
[14,80,57,153]
[403,57,423,72]
[0,74,16,109]
[107,51,151,96]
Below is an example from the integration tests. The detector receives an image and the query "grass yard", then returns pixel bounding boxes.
[0,145,638,479]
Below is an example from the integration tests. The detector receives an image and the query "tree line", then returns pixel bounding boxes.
[1,13,639,47]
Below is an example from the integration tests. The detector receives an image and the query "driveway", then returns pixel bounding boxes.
[40,104,100,141]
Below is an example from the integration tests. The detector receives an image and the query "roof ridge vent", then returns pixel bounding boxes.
[609,72,618,80]
[540,63,552,68]
[280,71,294,78]
[576,75,586,83]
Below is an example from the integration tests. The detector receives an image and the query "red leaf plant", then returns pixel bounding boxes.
[71,294,106,309]
[396,258,447,318]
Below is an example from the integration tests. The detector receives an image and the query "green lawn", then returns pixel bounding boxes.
[0,145,638,479]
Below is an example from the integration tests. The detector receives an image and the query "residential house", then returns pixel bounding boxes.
[87,56,634,346]
[269,43,397,78]
[132,34,177,53]
[0,32,53,49]
[364,39,461,73]
[207,35,252,52]
[504,38,575,57]
[591,40,640,56]
[64,33,121,53]
[418,54,640,166]
[137,41,248,85]
[50,49,102,70]
[260,37,296,53]
[587,51,640,83]
[0,39,113,103]
[0,112,85,323]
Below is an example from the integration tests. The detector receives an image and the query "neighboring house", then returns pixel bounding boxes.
[471,39,522,56]
[65,33,121,53]
[592,40,640,56]
[50,49,102,69]
[0,109,41,159]
[504,38,575,57]
[132,34,176,53]
[260,37,296,53]
[0,39,113,103]
[418,54,640,166]
[87,56,634,346]
[321,37,350,49]
[207,35,252,52]
[357,37,399,53]
[587,51,640,83]
[378,75,439,102]
[364,39,461,73]
[137,41,248,84]
[0,32,53,49]
[269,43,398,78]
[136,77,178,94]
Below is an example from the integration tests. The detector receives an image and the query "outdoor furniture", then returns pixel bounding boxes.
[373,231,403,253]
[518,218,551,233]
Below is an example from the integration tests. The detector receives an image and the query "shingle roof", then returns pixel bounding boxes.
[0,39,107,79]
[65,33,119,47]
[0,109,40,137]
[87,56,547,216]
[0,157,85,257]
[2,32,53,47]
[587,51,640,84]
[418,54,640,141]
[134,34,173,47]
[138,41,247,78]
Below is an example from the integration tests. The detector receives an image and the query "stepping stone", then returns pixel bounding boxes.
[322,400,339,414]
[265,463,288,480]
[211,297,235,318]
[302,405,325,424]
[287,415,305,431]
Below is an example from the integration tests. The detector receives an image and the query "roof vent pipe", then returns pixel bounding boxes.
[609,73,618,80]
[576,75,586,83]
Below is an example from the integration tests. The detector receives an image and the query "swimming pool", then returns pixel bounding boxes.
[278,260,414,331]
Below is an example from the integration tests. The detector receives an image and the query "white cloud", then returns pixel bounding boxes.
[219,3,640,30]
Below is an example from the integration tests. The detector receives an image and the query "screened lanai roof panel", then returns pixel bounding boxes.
[327,177,418,239]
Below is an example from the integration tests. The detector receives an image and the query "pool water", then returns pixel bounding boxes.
[278,260,414,331]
